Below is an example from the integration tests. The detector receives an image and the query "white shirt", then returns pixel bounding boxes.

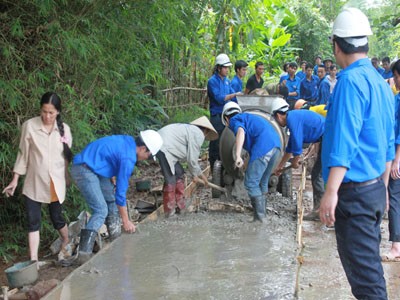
[13,116,72,203]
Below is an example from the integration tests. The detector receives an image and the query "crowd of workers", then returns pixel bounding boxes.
[206,7,400,300]
[2,6,399,300]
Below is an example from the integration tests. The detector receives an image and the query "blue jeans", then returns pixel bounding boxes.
[388,177,400,242]
[245,148,280,198]
[335,180,387,300]
[71,164,118,232]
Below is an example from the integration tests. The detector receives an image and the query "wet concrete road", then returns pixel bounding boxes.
[42,194,400,299]
[43,212,298,300]
[298,219,400,299]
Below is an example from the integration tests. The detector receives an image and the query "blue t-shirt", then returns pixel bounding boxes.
[279,74,288,84]
[317,77,331,105]
[381,69,393,79]
[286,76,301,101]
[73,135,137,207]
[313,65,319,76]
[395,93,400,145]
[376,67,385,76]
[207,72,236,115]
[286,110,325,156]
[296,71,306,82]
[300,75,319,101]
[322,58,395,183]
[229,113,281,162]
[231,75,243,93]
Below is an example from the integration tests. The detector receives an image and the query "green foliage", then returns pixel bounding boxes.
[0,0,210,261]
[368,0,400,60]
[289,3,333,64]
[167,106,210,125]
[199,0,299,81]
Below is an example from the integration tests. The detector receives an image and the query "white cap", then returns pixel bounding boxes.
[215,53,233,67]
[221,102,242,125]
[140,130,163,159]
[332,7,372,43]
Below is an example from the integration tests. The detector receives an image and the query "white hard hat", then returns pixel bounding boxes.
[140,130,163,157]
[221,102,242,125]
[271,98,289,115]
[332,7,372,39]
[215,53,232,67]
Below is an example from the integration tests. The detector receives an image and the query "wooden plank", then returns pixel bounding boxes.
[296,163,307,247]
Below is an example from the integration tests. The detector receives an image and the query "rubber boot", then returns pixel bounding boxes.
[105,215,121,241]
[251,196,266,223]
[78,229,97,264]
[163,184,176,217]
[303,195,322,221]
[175,179,186,214]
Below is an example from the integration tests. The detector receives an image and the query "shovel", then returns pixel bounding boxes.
[197,179,229,198]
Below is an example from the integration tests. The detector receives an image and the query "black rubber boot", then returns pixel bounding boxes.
[78,229,97,264]
[251,196,266,223]
[105,215,121,241]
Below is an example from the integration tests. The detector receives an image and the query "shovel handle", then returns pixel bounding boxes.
[197,179,227,193]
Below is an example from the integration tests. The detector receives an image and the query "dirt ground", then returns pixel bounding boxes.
[0,157,309,297]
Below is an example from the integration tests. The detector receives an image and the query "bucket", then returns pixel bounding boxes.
[135,180,151,192]
[5,260,38,288]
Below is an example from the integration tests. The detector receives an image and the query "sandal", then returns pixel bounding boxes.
[381,252,400,262]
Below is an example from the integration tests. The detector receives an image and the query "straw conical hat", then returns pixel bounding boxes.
[190,116,218,141]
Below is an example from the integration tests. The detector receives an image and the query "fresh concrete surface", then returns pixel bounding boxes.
[298,219,400,300]
[43,210,298,300]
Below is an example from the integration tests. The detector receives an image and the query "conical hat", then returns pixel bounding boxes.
[190,116,218,141]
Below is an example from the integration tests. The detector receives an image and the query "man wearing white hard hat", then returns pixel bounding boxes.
[207,53,241,171]
[157,117,218,217]
[71,130,163,263]
[319,7,394,299]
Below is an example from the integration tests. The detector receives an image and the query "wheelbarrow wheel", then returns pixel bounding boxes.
[212,160,223,198]
[277,167,292,199]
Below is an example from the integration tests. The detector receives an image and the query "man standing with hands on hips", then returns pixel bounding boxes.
[319,8,394,300]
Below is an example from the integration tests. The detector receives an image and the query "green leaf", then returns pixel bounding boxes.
[272,33,292,47]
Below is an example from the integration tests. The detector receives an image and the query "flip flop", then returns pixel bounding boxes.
[381,252,400,262]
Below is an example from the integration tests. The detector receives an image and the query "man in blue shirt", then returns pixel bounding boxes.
[320,8,394,299]
[207,53,240,171]
[279,62,289,84]
[316,64,330,105]
[323,58,333,75]
[382,59,400,262]
[274,108,325,221]
[300,63,319,104]
[381,56,393,79]
[71,130,163,262]
[313,55,322,76]
[281,62,301,108]
[371,57,384,75]
[296,61,307,81]
[221,102,281,222]
[231,60,248,93]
